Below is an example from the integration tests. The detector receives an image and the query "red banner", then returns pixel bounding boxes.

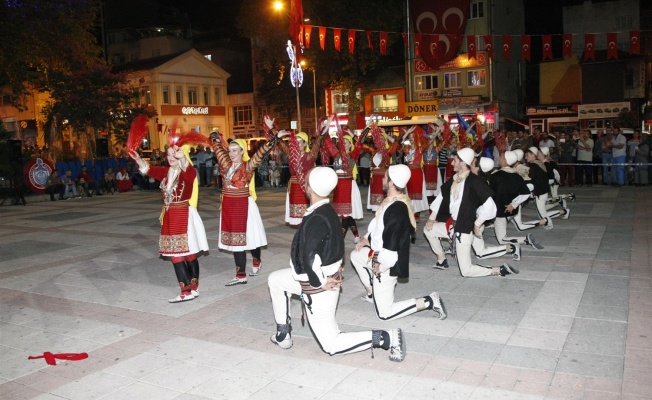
[348,30,356,54]
[483,35,493,60]
[304,25,313,49]
[563,34,573,58]
[542,35,552,60]
[289,0,304,50]
[319,27,326,50]
[467,35,476,60]
[402,33,408,47]
[502,35,512,61]
[629,30,640,55]
[521,35,531,61]
[410,0,470,70]
[366,31,373,50]
[607,32,618,60]
[379,31,388,55]
[584,33,595,61]
[333,28,342,51]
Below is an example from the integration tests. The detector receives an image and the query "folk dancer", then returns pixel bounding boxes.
[268,167,406,362]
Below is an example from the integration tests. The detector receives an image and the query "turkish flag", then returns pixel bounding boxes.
[333,29,342,51]
[366,31,373,50]
[483,35,493,60]
[319,27,326,50]
[502,35,512,61]
[410,0,471,70]
[584,33,595,61]
[562,34,573,58]
[379,31,388,55]
[289,0,304,50]
[304,25,313,49]
[542,35,553,60]
[607,32,618,60]
[521,35,531,61]
[629,31,641,55]
[402,33,408,47]
[348,30,356,54]
[467,35,476,60]
[414,33,422,57]
[299,25,304,47]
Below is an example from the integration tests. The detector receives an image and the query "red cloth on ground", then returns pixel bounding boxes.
[28,352,88,365]
[117,180,133,192]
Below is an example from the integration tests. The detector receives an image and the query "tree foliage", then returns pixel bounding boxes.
[237,0,404,123]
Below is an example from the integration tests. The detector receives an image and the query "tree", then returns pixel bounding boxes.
[615,108,636,129]
[237,0,403,125]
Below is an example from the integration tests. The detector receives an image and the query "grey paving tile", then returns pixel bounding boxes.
[575,304,629,322]
[331,368,412,399]
[438,338,503,363]
[98,381,182,400]
[556,351,624,379]
[495,346,560,371]
[188,370,273,400]
[247,380,326,400]
[470,308,526,326]
[569,318,627,339]
[405,331,450,355]
[50,372,136,400]
[518,312,574,332]
[579,291,629,308]
[562,332,625,357]
[506,328,568,351]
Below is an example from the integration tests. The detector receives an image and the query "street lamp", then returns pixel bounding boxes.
[301,60,318,135]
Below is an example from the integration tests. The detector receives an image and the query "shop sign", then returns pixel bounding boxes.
[442,89,463,97]
[160,105,226,116]
[578,102,630,120]
[526,105,577,116]
[406,101,439,116]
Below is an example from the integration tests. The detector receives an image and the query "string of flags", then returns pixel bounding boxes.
[297,25,644,62]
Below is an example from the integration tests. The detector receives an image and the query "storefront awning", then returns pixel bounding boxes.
[505,117,529,129]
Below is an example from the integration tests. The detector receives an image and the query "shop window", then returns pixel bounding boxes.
[444,72,462,89]
[467,70,486,87]
[372,94,399,113]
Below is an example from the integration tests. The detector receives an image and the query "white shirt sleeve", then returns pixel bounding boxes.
[511,194,531,208]
[377,250,398,272]
[429,195,443,220]
[475,197,497,226]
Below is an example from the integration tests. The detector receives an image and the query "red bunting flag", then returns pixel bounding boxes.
[562,34,573,58]
[467,35,476,60]
[483,35,493,60]
[607,32,618,60]
[502,35,512,61]
[366,31,373,50]
[379,31,388,55]
[629,31,640,55]
[333,29,342,51]
[521,35,531,61]
[304,25,313,49]
[299,25,304,47]
[348,30,356,54]
[629,30,640,55]
[542,35,553,60]
[584,33,595,61]
[402,32,408,47]
[319,27,326,50]
[414,33,422,57]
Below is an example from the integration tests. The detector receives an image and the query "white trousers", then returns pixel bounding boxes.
[423,223,493,277]
[350,249,424,320]
[535,194,562,220]
[471,227,509,259]
[510,206,541,232]
[268,269,373,355]
[495,217,526,244]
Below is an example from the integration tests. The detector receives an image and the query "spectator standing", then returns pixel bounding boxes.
[612,129,627,186]
[634,134,650,186]
[575,130,594,187]
[626,129,642,185]
[558,132,575,187]
[358,151,371,187]
[593,129,604,184]
[601,129,614,184]
[204,146,214,187]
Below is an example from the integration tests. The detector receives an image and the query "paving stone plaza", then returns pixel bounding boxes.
[0,185,650,400]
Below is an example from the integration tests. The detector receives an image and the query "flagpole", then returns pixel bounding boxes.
[405,0,414,103]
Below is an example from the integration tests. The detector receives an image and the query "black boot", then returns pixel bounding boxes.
[187,259,199,295]
[169,262,194,303]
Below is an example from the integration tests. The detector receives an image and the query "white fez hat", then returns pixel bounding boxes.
[309,167,338,197]
[514,149,524,161]
[388,164,411,188]
[504,151,518,166]
[479,157,494,173]
[456,147,475,166]
[527,146,539,155]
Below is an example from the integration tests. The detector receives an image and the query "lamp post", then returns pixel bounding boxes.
[301,61,318,135]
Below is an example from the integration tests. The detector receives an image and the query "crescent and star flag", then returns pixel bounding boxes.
[410,0,470,70]
[607,32,618,60]
[304,25,313,49]
[502,35,512,61]
[629,31,640,55]
[467,35,476,60]
[584,33,595,61]
[402,33,408,47]
[542,35,552,60]
[379,31,388,55]
[366,31,374,50]
[483,35,493,60]
[333,28,342,51]
[289,0,304,50]
[319,27,326,50]
[563,34,573,58]
[521,35,531,61]
[348,30,356,54]
[415,33,422,57]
